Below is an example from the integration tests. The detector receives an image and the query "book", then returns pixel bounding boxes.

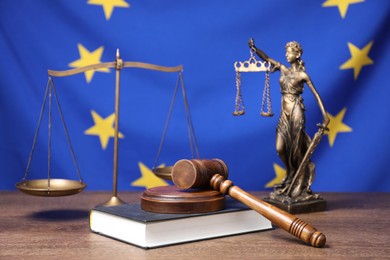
[89,199,273,249]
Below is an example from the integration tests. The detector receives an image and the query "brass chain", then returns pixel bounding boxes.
[260,68,273,117]
[233,71,245,116]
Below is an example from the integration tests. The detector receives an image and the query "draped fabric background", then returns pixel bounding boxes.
[1,0,389,192]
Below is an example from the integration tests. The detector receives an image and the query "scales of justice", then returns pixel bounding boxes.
[15,49,327,248]
[16,49,198,206]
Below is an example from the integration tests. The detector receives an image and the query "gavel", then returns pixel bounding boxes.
[171,159,326,248]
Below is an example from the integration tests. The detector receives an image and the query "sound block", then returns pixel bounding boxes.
[263,197,326,214]
[141,186,225,214]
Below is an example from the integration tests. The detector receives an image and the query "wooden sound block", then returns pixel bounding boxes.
[140,186,225,214]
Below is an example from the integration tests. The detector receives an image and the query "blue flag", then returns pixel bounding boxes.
[1,0,389,192]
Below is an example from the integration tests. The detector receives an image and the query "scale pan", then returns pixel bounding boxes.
[16,179,86,197]
[152,166,173,180]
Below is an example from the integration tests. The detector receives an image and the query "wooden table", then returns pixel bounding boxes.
[0,192,389,259]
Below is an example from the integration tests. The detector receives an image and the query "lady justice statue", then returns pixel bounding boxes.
[248,38,330,213]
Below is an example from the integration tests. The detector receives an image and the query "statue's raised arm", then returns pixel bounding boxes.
[248,38,281,72]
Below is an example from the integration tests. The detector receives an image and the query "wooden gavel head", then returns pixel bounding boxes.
[172,159,228,189]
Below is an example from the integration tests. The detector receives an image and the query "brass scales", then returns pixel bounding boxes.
[16,50,198,205]
[233,48,273,117]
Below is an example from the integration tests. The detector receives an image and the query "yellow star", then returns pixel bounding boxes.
[322,0,364,19]
[131,162,169,189]
[265,163,286,188]
[340,41,374,80]
[325,108,352,147]
[84,110,124,150]
[88,0,130,20]
[68,44,110,83]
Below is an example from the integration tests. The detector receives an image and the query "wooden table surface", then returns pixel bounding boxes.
[0,191,389,259]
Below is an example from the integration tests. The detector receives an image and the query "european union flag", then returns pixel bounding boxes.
[1,1,389,192]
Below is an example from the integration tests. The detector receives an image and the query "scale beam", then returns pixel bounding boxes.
[48,62,183,77]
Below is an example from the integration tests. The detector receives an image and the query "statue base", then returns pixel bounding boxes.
[263,195,326,214]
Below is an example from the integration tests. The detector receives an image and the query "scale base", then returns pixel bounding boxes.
[141,186,225,214]
[101,196,126,207]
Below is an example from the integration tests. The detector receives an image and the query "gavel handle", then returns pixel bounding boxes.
[210,174,326,248]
